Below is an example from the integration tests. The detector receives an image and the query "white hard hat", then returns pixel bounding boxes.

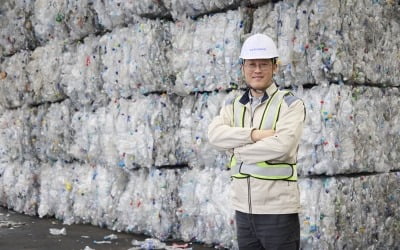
[240,34,279,59]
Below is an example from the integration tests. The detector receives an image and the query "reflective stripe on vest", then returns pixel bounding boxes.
[230,90,297,181]
[231,162,297,180]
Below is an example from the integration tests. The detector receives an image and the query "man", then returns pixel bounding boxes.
[207,34,305,250]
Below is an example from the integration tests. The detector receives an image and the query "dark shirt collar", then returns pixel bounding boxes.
[238,83,278,105]
[239,88,269,105]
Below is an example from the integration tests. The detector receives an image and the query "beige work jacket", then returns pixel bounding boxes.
[207,83,305,214]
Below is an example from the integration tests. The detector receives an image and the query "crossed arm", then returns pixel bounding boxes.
[251,129,275,142]
[207,103,275,150]
[208,100,305,164]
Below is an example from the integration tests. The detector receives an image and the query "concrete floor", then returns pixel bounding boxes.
[0,207,216,250]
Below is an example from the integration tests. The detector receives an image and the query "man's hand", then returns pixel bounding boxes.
[251,129,275,142]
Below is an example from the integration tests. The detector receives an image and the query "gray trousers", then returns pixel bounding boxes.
[235,211,300,250]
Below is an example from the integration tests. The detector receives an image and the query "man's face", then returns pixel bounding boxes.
[242,59,277,91]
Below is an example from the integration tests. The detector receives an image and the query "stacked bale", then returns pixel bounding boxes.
[0,0,399,249]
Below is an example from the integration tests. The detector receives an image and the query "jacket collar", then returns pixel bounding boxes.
[239,83,278,105]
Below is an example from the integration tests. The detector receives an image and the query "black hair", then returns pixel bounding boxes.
[241,57,278,65]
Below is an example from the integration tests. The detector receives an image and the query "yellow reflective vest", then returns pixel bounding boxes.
[229,89,298,181]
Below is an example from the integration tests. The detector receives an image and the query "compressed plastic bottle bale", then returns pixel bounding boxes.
[90,0,126,30]
[70,94,179,169]
[39,161,128,226]
[20,108,39,161]
[289,2,315,86]
[0,162,7,205]
[305,0,350,86]
[38,161,76,224]
[250,2,276,40]
[299,173,400,249]
[299,177,337,250]
[68,110,93,162]
[146,168,181,239]
[69,108,114,166]
[32,0,70,43]
[60,35,108,110]
[352,86,388,173]
[296,85,331,175]
[385,88,400,169]
[297,84,398,176]
[0,128,6,162]
[0,162,18,207]
[176,90,238,168]
[252,0,400,87]
[112,97,153,169]
[275,1,301,87]
[115,168,181,240]
[188,92,232,168]
[68,108,112,166]
[0,1,35,56]
[68,107,113,165]
[29,105,49,162]
[334,174,400,249]
[26,40,75,104]
[64,1,98,40]
[115,96,157,168]
[333,85,356,170]
[92,0,169,26]
[163,0,242,19]
[97,107,119,166]
[176,167,235,248]
[69,99,151,168]
[352,87,386,173]
[30,100,74,162]
[70,162,97,223]
[111,94,180,169]
[99,18,172,97]
[337,176,370,248]
[296,87,320,175]
[0,51,31,108]
[341,0,400,86]
[0,128,4,166]
[87,165,128,228]
[0,160,39,215]
[88,109,109,165]
[114,169,147,231]
[32,0,98,44]
[148,94,181,167]
[175,94,197,163]
[10,161,40,215]
[68,163,128,226]
[169,9,250,95]
[0,108,35,162]
[297,85,353,175]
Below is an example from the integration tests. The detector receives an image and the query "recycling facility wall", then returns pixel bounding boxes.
[0,0,399,249]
